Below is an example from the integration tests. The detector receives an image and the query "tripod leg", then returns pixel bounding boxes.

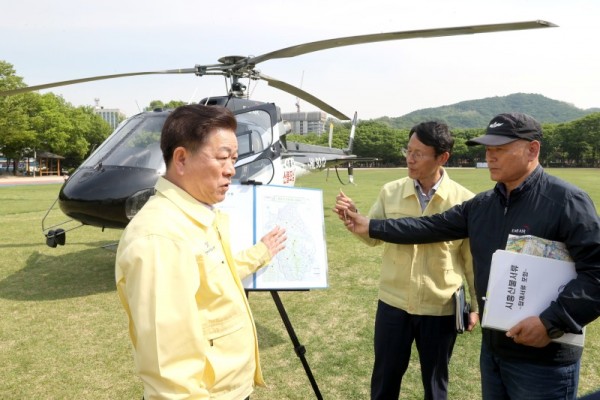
[270,290,323,400]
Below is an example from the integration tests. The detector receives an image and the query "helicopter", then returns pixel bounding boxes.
[0,20,556,247]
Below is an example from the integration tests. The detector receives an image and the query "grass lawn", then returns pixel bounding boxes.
[0,167,599,399]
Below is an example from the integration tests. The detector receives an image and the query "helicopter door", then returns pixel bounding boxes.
[233,106,280,185]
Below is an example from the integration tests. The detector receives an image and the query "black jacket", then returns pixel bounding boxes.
[370,166,600,364]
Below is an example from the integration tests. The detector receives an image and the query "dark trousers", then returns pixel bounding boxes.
[371,300,457,400]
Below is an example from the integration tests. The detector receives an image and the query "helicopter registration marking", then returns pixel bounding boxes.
[306,157,327,170]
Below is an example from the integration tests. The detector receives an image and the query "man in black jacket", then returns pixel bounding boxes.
[335,112,600,399]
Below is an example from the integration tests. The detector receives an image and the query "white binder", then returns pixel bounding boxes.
[482,249,585,347]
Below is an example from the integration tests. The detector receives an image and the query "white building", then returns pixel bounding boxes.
[281,111,328,135]
[93,99,126,130]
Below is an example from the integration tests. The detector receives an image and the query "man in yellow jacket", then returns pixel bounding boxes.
[336,121,478,400]
[115,104,286,399]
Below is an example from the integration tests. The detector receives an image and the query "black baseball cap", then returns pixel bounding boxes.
[466,112,543,146]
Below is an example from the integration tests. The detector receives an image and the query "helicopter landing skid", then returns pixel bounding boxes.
[41,197,84,248]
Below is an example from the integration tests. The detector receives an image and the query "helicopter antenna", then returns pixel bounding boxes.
[187,87,199,105]
[223,76,229,96]
[248,76,259,98]
[295,70,304,113]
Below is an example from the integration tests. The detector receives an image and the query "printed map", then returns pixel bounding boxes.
[505,234,572,261]
[218,184,328,290]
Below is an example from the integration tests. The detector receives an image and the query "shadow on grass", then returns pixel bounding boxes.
[0,241,118,249]
[0,246,117,301]
[255,321,287,349]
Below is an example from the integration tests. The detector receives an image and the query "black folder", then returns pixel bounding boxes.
[454,285,470,334]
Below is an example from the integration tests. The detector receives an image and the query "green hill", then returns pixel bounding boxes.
[374,93,600,129]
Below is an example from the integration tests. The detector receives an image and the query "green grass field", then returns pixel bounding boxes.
[0,168,599,399]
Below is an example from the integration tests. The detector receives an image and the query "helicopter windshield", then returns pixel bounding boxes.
[83,113,166,172]
[80,107,275,181]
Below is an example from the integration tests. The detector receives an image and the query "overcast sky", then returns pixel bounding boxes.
[2,0,598,120]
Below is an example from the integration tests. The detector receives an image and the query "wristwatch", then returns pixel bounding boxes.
[540,318,564,339]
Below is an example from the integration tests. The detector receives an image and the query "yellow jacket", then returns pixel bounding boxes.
[359,170,478,316]
[116,177,271,399]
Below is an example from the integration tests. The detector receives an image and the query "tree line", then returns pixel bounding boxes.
[0,62,187,174]
[289,113,600,168]
[0,61,114,173]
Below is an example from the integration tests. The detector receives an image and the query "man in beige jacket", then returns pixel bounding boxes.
[116,104,286,399]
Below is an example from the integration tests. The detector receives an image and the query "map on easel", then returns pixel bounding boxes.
[217,184,328,290]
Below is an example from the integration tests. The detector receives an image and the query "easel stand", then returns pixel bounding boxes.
[248,290,323,400]
[270,290,323,400]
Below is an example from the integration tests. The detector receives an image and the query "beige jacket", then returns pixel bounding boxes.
[359,171,478,315]
[116,177,271,399]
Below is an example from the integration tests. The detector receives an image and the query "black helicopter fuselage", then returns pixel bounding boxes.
[59,165,159,228]
[57,98,286,229]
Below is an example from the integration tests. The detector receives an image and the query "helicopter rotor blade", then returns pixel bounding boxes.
[247,20,557,65]
[258,72,350,120]
[0,20,556,107]
[0,68,197,96]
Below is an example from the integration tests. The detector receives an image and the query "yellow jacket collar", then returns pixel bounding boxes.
[154,176,216,227]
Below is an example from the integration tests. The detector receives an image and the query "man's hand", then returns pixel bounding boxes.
[333,190,356,219]
[260,226,287,258]
[506,316,552,347]
[333,190,370,236]
[466,312,480,332]
[342,209,370,235]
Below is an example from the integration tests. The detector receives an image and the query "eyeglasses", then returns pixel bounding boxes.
[401,148,435,161]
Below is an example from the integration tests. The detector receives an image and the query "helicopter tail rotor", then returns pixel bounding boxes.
[344,112,358,154]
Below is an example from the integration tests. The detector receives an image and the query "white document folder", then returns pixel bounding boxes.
[481,249,585,347]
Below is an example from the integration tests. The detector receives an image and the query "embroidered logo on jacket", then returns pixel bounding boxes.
[510,228,528,235]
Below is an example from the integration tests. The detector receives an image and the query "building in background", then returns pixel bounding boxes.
[93,98,126,130]
[282,111,328,135]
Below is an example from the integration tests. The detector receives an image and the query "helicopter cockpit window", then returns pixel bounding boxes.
[81,109,272,174]
[235,110,272,159]
[234,158,274,184]
[232,109,275,184]
[82,114,167,172]
[236,129,264,158]
[236,130,253,158]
